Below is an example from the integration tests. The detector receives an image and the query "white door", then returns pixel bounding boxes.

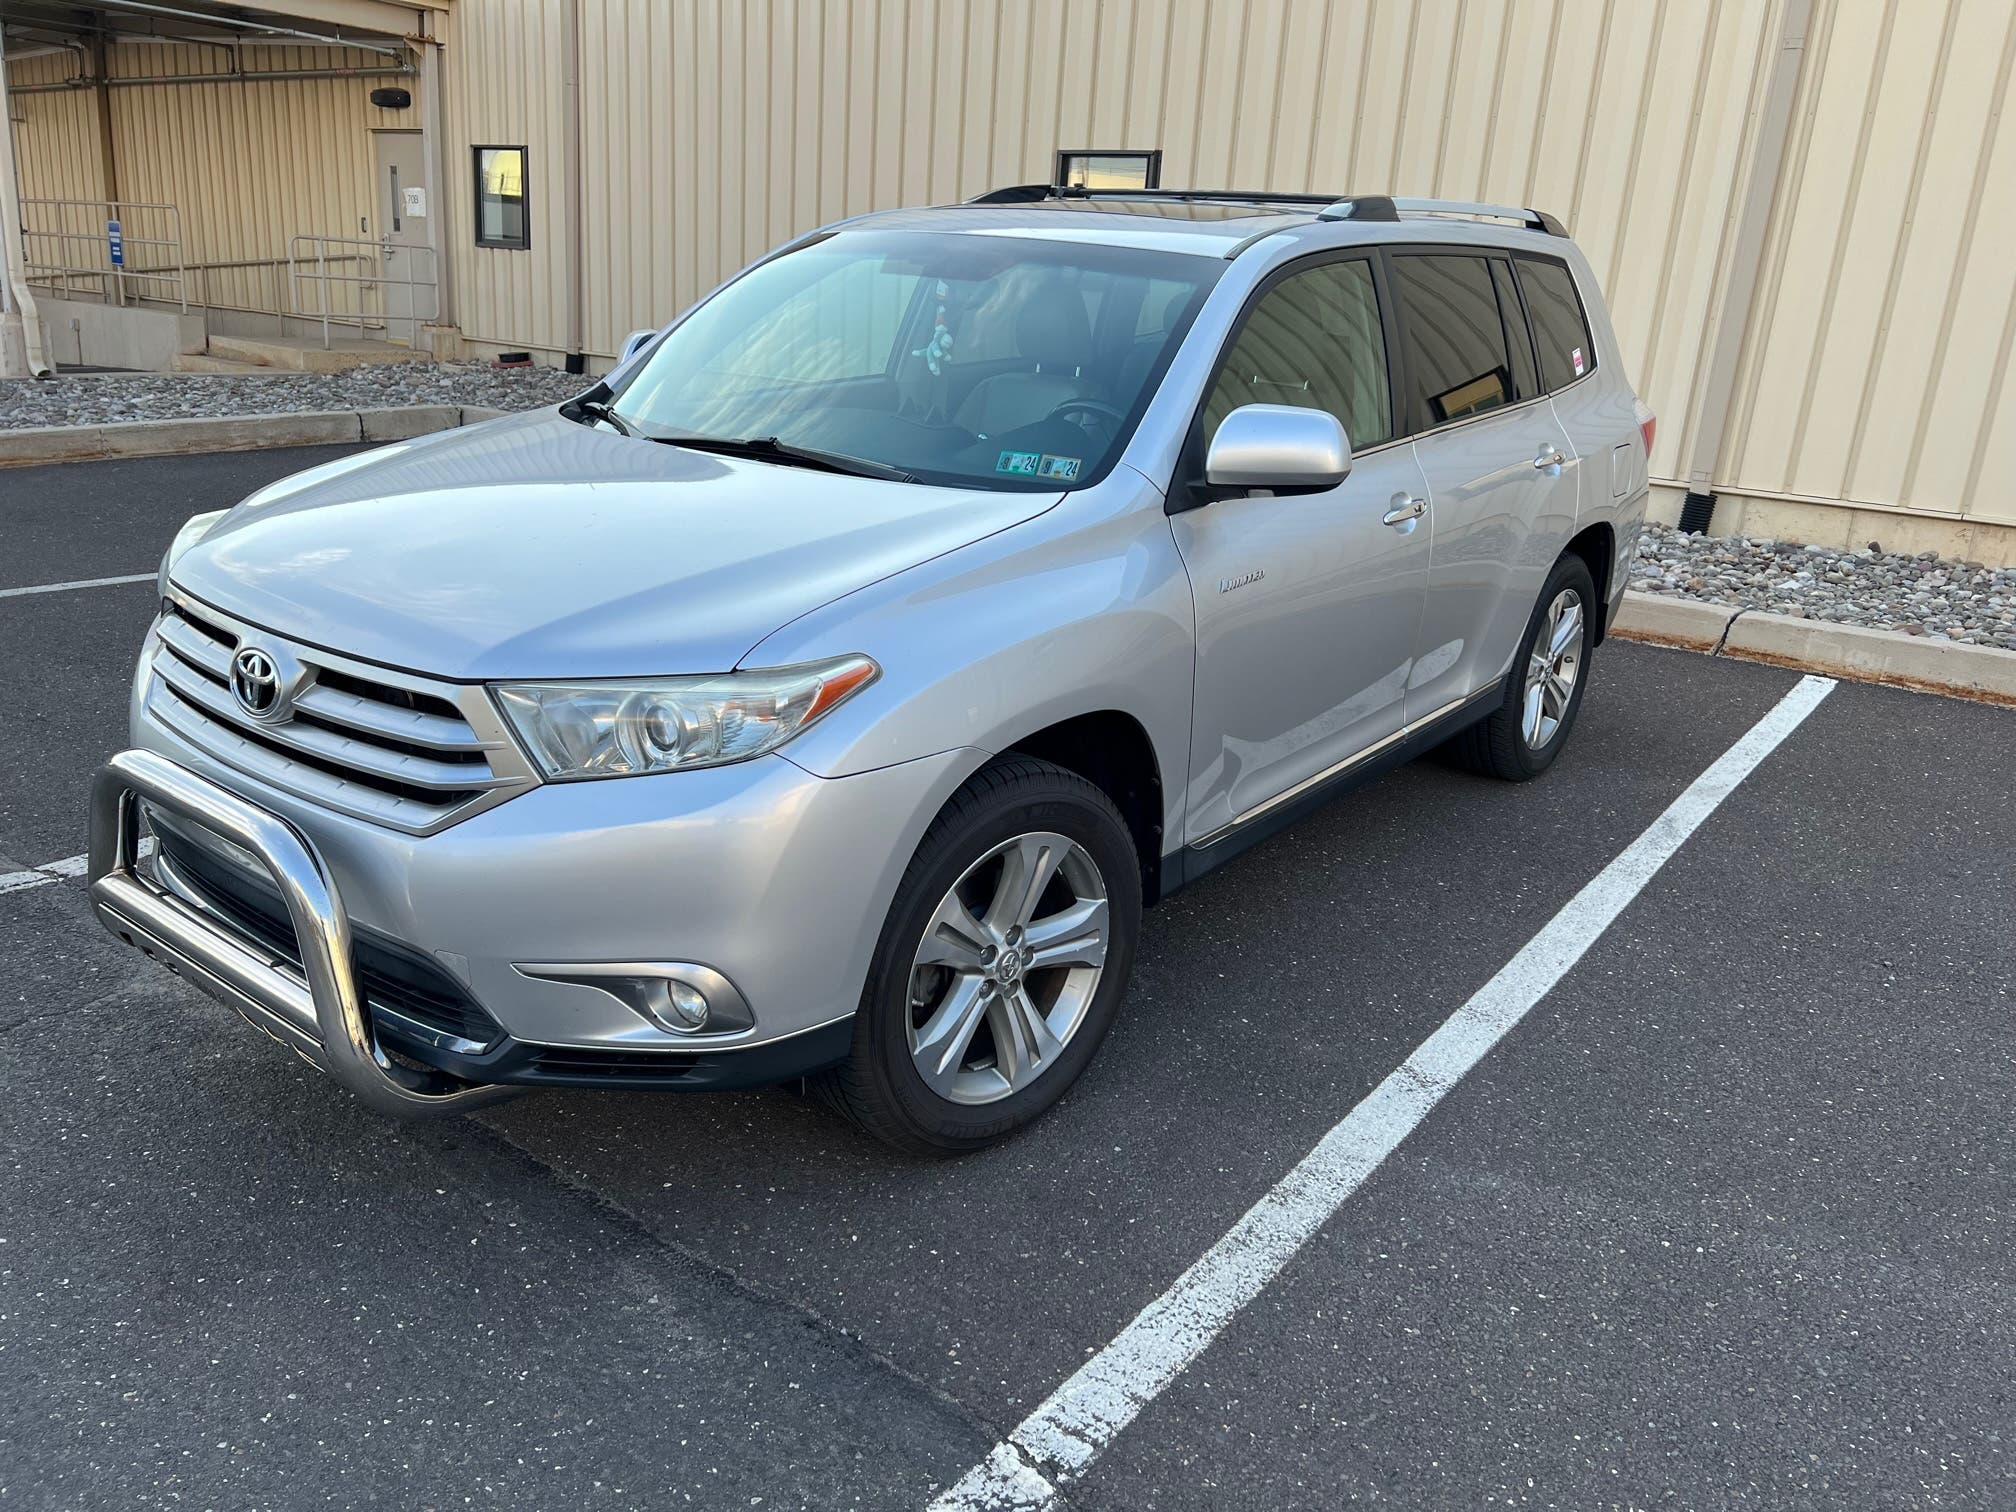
[372,131,429,345]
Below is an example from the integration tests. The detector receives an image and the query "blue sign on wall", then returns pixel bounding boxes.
[107,220,125,267]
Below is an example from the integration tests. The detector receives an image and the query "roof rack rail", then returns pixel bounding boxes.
[1373,196,1568,236]
[961,185,1567,235]
[966,185,1353,209]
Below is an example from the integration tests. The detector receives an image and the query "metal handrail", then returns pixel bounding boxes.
[288,234,439,349]
[18,198,187,311]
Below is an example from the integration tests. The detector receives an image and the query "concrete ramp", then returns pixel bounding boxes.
[204,333,431,372]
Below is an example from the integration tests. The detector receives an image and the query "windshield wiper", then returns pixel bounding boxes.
[561,381,633,436]
[653,433,916,484]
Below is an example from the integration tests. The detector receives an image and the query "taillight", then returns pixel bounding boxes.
[1635,398,1657,456]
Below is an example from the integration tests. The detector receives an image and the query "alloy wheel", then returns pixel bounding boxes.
[1522,587,1584,750]
[905,831,1110,1105]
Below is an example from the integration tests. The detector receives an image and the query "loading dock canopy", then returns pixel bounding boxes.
[0,0,424,60]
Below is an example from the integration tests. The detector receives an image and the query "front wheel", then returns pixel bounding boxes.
[1450,553,1598,781]
[815,756,1141,1154]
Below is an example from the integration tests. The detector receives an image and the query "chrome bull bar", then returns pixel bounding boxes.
[88,749,516,1119]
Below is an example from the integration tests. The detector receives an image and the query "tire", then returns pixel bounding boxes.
[1449,553,1599,782]
[814,755,1142,1155]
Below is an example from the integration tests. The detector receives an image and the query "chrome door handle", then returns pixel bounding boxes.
[1382,494,1427,527]
[1534,445,1567,470]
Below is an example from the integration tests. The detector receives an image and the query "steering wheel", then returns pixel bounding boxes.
[1046,398,1129,430]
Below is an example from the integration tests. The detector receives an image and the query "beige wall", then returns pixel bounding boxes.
[1711,0,2016,559]
[8,38,422,321]
[439,0,572,353]
[9,0,2015,557]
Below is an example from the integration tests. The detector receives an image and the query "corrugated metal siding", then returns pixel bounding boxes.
[1726,0,2016,529]
[551,0,1783,467]
[9,40,419,319]
[13,0,2014,534]
[6,53,110,206]
[440,0,571,353]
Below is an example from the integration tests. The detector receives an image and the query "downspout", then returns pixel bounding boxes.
[1677,0,1812,533]
[561,0,585,374]
[417,9,453,350]
[0,46,55,377]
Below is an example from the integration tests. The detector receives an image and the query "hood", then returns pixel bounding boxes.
[171,409,1058,681]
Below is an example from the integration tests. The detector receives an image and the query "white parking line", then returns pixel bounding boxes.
[0,572,155,600]
[0,845,140,896]
[931,674,1839,1511]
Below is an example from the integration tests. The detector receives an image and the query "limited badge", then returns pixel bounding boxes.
[996,450,1041,475]
[1038,454,1082,480]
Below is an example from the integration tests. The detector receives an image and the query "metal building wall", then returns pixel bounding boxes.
[1719,0,2016,554]
[439,0,573,355]
[11,2,2013,552]
[7,40,419,322]
[5,53,109,205]
[542,0,1785,461]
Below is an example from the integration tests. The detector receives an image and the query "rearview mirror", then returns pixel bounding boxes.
[617,327,658,366]
[1204,404,1351,493]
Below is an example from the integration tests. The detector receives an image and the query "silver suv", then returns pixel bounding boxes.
[92,188,1652,1152]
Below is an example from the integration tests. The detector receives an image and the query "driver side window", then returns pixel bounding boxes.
[1204,258,1392,452]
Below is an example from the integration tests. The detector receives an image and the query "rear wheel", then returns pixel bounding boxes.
[1450,553,1598,781]
[815,756,1141,1154]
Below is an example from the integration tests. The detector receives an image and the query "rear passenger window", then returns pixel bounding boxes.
[1517,257,1596,390]
[1204,258,1391,451]
[1391,254,1512,428]
[1492,260,1540,402]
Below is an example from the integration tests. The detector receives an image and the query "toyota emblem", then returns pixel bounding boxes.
[230,646,283,718]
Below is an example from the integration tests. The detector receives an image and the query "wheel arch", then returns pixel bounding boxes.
[956,709,1168,906]
[1564,520,1616,643]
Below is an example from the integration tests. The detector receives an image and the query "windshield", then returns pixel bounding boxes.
[606,231,1221,491]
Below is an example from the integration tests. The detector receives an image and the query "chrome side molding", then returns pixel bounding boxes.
[87,749,516,1119]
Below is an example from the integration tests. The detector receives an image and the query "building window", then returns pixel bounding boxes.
[473,145,529,249]
[1055,149,1162,191]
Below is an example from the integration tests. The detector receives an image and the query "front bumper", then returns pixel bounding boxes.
[94,730,974,1110]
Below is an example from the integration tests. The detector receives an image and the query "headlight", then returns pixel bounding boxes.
[492,655,879,780]
[158,509,227,594]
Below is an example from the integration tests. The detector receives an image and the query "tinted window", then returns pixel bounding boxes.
[1391,254,1513,428]
[1204,258,1391,451]
[1492,259,1540,401]
[1518,257,1596,390]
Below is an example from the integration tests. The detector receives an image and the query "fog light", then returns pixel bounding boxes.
[513,960,752,1036]
[660,979,710,1031]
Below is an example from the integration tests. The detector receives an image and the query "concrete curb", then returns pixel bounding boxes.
[0,404,489,467]
[1613,590,2016,707]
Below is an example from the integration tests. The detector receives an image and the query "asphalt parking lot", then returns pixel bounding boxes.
[3,445,2012,1510]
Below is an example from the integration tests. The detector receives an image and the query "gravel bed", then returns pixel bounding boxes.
[0,363,587,430]
[1632,522,2016,650]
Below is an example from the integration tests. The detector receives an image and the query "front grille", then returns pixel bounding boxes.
[152,825,505,1053]
[145,595,537,835]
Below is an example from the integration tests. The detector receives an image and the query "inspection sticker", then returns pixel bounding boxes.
[996,450,1041,475]
[1038,454,1082,480]
[1572,345,1586,376]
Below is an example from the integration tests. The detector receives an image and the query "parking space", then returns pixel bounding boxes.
[3,448,2011,1509]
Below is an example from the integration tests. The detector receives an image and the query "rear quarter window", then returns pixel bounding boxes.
[1517,257,1596,391]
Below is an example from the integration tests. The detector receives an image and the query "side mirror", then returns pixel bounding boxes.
[1204,404,1351,494]
[617,327,658,366]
